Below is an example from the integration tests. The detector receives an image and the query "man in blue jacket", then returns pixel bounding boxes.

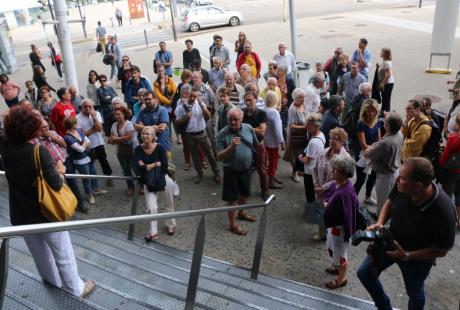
[124,66,152,110]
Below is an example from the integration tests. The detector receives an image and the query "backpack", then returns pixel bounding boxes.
[415,120,442,160]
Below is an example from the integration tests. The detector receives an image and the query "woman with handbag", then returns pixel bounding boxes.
[47,42,63,81]
[439,113,460,230]
[284,88,308,183]
[135,126,177,241]
[108,106,137,197]
[0,106,95,298]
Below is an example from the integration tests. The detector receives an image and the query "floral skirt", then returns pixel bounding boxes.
[326,226,349,267]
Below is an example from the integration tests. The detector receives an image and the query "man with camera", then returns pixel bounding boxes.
[356,157,457,310]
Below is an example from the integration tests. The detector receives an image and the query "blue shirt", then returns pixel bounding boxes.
[155,50,173,76]
[137,105,171,150]
[320,110,340,147]
[351,48,372,78]
[356,120,380,149]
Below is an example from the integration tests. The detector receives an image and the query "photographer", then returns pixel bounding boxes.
[356,157,457,310]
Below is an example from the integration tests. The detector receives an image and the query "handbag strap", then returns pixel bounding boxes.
[33,144,43,179]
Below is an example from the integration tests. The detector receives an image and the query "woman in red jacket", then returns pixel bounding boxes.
[439,113,460,229]
[236,41,262,79]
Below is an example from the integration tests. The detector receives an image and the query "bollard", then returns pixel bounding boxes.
[109,17,114,28]
[144,29,148,47]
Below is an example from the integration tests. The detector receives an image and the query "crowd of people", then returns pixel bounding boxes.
[0,31,458,309]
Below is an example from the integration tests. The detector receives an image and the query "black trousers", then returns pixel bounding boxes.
[303,173,315,203]
[354,166,376,198]
[89,145,113,176]
[64,159,84,210]
[380,83,394,112]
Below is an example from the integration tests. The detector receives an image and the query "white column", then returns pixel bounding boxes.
[288,0,297,58]
[54,0,79,91]
[428,0,460,71]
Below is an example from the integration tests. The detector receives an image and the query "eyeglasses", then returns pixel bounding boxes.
[405,106,415,111]
[100,79,107,82]
[122,59,129,62]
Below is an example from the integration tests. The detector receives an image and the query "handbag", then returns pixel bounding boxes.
[103,54,114,65]
[443,151,460,170]
[289,127,308,149]
[356,205,372,231]
[54,54,62,63]
[116,126,133,159]
[34,145,77,221]
[174,103,191,135]
[303,201,325,224]
[96,42,102,53]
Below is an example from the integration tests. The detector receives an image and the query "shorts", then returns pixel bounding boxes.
[222,168,251,202]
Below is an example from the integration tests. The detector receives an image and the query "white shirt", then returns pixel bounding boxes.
[76,111,105,149]
[304,84,321,114]
[304,132,326,175]
[379,60,394,84]
[273,51,296,75]
[174,100,207,133]
[448,104,460,133]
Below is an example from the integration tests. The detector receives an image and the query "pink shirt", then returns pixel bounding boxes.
[0,81,21,101]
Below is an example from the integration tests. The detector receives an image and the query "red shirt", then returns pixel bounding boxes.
[50,101,76,137]
[439,133,460,174]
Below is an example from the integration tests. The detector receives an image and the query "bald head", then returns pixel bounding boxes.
[225,72,235,86]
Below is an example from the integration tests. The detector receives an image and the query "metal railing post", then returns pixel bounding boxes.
[144,29,148,47]
[251,206,268,280]
[128,182,139,241]
[185,215,206,310]
[0,238,9,309]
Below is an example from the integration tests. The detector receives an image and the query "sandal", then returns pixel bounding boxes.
[325,267,339,275]
[80,280,96,298]
[228,224,247,236]
[237,212,256,222]
[144,234,159,242]
[325,279,347,289]
[184,163,190,171]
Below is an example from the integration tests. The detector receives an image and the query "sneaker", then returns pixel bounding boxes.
[173,181,180,196]
[59,77,64,82]
[94,189,108,196]
[88,195,96,205]
[364,197,377,206]
[291,174,300,183]
[106,179,114,187]
[78,205,90,213]
[312,234,326,241]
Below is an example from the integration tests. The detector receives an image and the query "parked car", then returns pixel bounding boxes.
[181,6,243,32]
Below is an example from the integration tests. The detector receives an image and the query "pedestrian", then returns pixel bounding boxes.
[234,32,248,61]
[259,78,281,111]
[77,99,114,187]
[50,87,76,137]
[377,48,394,112]
[47,42,63,81]
[24,80,39,109]
[236,41,262,79]
[276,64,296,132]
[106,36,123,81]
[154,41,173,77]
[33,65,55,97]
[182,39,201,70]
[273,42,296,77]
[304,73,324,114]
[117,55,133,98]
[236,64,258,88]
[401,99,431,161]
[216,107,258,235]
[29,44,46,73]
[96,21,107,54]
[125,65,152,109]
[0,106,96,298]
[115,7,123,27]
[86,70,100,109]
[37,86,57,117]
[351,38,371,79]
[0,74,21,108]
[96,74,118,135]
[338,62,367,107]
[209,57,226,92]
[216,72,244,108]
[135,126,177,241]
[68,86,84,113]
[154,65,177,114]
[210,35,230,68]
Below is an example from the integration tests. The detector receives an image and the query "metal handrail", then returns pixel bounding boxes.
[0,171,275,310]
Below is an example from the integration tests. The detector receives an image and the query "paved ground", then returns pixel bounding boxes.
[1,1,459,309]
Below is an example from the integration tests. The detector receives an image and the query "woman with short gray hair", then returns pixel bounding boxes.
[299,113,325,202]
[322,154,359,289]
[364,112,403,215]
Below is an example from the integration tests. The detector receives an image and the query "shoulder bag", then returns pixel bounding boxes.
[34,145,77,221]
[116,125,133,159]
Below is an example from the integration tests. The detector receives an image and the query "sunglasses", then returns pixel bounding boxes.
[100,79,107,82]
[122,59,129,62]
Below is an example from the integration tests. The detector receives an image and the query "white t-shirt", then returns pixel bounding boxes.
[76,112,105,149]
[303,132,326,175]
[304,84,321,114]
[110,120,137,150]
[448,104,460,133]
[379,60,394,84]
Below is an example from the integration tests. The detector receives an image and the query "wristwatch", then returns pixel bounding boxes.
[401,251,411,262]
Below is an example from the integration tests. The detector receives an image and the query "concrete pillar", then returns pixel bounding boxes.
[288,0,297,58]
[54,0,79,91]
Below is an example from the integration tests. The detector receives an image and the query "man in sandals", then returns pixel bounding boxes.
[216,107,258,235]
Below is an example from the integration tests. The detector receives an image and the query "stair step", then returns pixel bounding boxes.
[4,292,41,310]
[6,265,100,310]
[93,227,375,309]
[72,229,356,310]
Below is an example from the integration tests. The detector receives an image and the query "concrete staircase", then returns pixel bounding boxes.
[0,192,376,310]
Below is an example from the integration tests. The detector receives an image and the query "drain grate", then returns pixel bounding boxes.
[321,16,345,20]
[354,24,368,27]
[413,94,442,103]
[320,33,353,39]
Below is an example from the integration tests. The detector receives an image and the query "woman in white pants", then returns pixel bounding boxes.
[0,106,95,298]
[134,126,176,241]
[364,112,403,215]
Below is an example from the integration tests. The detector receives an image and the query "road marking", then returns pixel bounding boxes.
[351,14,460,38]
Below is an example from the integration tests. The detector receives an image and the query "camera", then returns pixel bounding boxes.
[352,228,396,274]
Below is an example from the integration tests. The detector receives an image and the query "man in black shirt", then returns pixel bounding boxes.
[242,91,269,200]
[357,157,457,310]
[182,39,201,71]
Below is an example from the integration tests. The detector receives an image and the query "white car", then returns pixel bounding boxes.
[181,6,244,32]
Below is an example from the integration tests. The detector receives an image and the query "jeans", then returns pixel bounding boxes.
[64,159,84,210]
[357,254,432,310]
[75,161,98,196]
[118,156,135,189]
[99,105,113,137]
[256,143,268,193]
[354,166,376,198]
[89,145,113,176]
[110,62,118,80]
